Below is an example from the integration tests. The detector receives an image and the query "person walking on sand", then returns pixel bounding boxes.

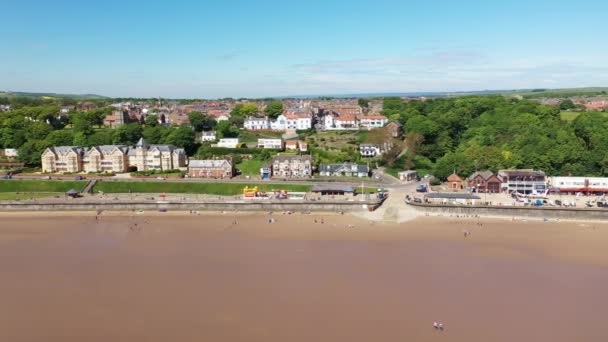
[433,322,439,330]
[439,323,444,331]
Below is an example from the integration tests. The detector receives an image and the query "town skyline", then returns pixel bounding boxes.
[2,0,608,98]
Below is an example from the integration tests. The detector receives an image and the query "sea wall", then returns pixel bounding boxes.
[407,202,608,220]
[0,200,382,212]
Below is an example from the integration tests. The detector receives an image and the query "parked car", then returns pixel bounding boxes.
[416,184,427,193]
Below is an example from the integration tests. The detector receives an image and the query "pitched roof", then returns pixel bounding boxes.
[272,155,312,162]
[135,138,148,148]
[359,115,387,120]
[335,115,356,121]
[319,163,369,173]
[447,173,462,182]
[467,171,495,181]
[48,146,85,156]
[311,185,356,193]
[188,159,231,168]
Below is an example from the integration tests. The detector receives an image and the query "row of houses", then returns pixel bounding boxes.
[210,137,308,152]
[187,155,370,179]
[447,170,548,194]
[445,169,608,195]
[242,112,393,132]
[41,139,187,173]
[244,113,313,131]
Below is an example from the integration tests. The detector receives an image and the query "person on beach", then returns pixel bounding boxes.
[433,322,439,330]
[439,323,444,331]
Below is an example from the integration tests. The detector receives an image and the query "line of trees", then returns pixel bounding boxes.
[382,95,608,179]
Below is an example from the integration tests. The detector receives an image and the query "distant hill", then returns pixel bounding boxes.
[0,91,107,100]
[279,87,608,99]
[498,87,608,99]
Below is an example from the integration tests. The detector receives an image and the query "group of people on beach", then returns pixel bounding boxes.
[433,322,445,331]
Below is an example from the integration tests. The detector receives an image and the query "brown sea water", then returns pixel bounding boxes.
[0,214,607,342]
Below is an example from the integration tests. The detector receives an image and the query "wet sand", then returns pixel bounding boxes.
[0,213,607,342]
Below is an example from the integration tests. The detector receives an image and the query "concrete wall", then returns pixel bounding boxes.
[407,202,608,221]
[0,200,382,212]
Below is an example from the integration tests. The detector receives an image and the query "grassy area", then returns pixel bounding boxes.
[238,130,284,144]
[0,180,86,192]
[0,192,61,200]
[356,186,383,194]
[308,131,360,150]
[236,159,264,176]
[384,167,400,178]
[92,181,311,195]
[560,110,608,122]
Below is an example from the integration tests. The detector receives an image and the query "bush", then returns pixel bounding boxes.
[429,177,441,186]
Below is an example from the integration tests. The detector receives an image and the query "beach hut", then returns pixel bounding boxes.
[66,189,80,198]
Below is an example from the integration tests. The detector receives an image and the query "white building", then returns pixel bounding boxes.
[201,131,217,142]
[359,115,388,129]
[268,113,312,131]
[498,169,547,194]
[549,176,608,194]
[360,144,382,157]
[217,138,240,148]
[270,115,288,130]
[323,112,359,130]
[258,138,284,149]
[319,163,370,178]
[3,148,18,158]
[271,155,312,178]
[285,113,312,130]
[244,116,270,130]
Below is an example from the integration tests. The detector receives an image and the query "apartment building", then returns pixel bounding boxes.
[271,155,312,178]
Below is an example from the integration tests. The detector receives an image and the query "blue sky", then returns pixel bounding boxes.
[1,0,607,98]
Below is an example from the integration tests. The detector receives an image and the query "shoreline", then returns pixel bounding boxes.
[1,206,608,225]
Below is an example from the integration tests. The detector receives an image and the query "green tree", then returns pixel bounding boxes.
[70,112,94,135]
[25,122,53,141]
[73,131,88,146]
[45,130,75,146]
[560,99,576,110]
[113,123,143,145]
[164,125,197,155]
[216,120,239,138]
[18,140,47,166]
[142,126,168,144]
[87,130,114,146]
[264,101,284,119]
[144,114,159,127]
[188,111,216,132]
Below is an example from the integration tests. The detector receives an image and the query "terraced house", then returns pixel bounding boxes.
[188,159,234,179]
[41,139,187,173]
[127,138,187,171]
[41,146,85,173]
[271,155,312,178]
[83,145,129,173]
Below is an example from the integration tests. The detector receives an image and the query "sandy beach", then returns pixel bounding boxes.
[0,213,607,341]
